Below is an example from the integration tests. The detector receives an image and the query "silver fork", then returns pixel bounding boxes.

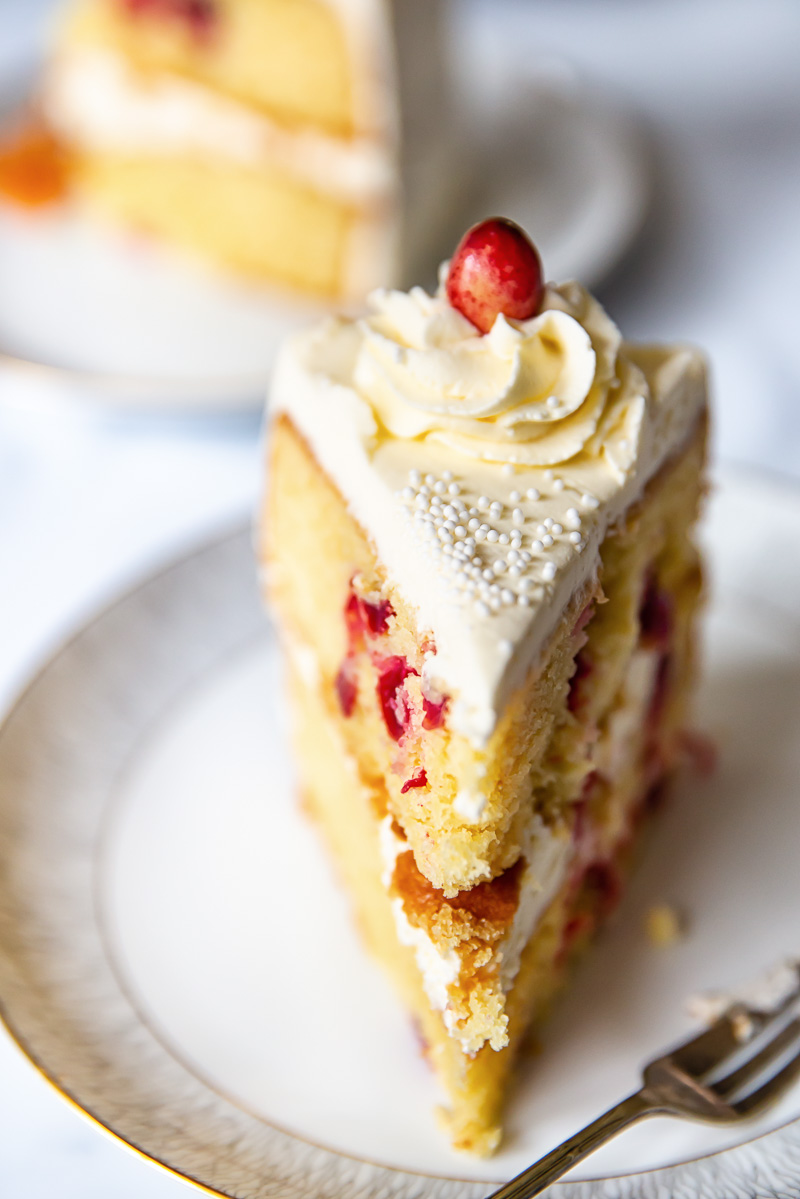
[489,969,800,1199]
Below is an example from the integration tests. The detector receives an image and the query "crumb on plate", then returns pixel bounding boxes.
[645,903,685,946]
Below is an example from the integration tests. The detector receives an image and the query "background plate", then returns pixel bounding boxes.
[2,466,800,1199]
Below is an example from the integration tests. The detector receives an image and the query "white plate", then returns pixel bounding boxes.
[0,74,647,414]
[4,464,799,1199]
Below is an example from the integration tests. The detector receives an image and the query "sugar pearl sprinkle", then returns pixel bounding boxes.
[397,467,594,619]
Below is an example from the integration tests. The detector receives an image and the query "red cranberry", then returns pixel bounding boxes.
[121,0,217,39]
[583,860,623,917]
[344,592,365,648]
[376,656,419,742]
[639,576,674,647]
[343,590,394,647]
[362,597,394,635]
[445,218,544,335]
[334,659,358,718]
[422,694,448,731]
[401,770,428,794]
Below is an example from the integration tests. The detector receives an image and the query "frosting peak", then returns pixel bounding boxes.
[353,279,646,473]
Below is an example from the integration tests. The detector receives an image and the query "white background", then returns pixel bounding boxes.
[1,1,800,1193]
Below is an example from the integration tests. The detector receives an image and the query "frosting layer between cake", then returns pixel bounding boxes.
[379,813,571,1052]
[271,277,706,744]
[44,50,397,202]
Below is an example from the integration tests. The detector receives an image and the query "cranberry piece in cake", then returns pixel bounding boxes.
[122,0,218,38]
[422,694,448,731]
[334,660,358,718]
[401,770,428,794]
[639,575,674,647]
[376,656,419,742]
[344,589,394,645]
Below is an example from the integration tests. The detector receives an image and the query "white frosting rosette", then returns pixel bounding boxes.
[352,279,650,481]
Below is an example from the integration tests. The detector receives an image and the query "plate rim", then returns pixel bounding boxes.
[1,463,800,1198]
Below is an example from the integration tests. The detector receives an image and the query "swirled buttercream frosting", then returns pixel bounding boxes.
[353,279,647,477]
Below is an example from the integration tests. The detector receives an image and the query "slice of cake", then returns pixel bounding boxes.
[262,218,708,1154]
[41,0,452,298]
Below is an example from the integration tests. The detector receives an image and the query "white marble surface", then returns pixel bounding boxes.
[1,0,800,1193]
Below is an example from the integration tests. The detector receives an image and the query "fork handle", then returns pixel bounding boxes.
[486,1090,655,1199]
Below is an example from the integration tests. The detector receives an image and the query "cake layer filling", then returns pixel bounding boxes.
[379,813,571,1052]
[374,623,678,1052]
[271,281,706,744]
[45,48,396,203]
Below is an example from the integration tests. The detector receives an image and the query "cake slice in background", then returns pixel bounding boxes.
[262,218,708,1154]
[41,0,454,299]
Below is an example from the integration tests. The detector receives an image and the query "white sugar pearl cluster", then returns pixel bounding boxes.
[396,467,590,619]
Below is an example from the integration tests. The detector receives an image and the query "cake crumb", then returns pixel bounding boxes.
[645,903,684,946]
[687,960,800,1029]
[731,1010,755,1042]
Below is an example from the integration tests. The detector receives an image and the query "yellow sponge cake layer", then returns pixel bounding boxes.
[59,0,355,136]
[73,150,368,295]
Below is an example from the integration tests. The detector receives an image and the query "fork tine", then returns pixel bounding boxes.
[669,975,800,1079]
[713,1018,800,1100]
[733,1043,800,1117]
[664,1008,759,1078]
[485,970,800,1199]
